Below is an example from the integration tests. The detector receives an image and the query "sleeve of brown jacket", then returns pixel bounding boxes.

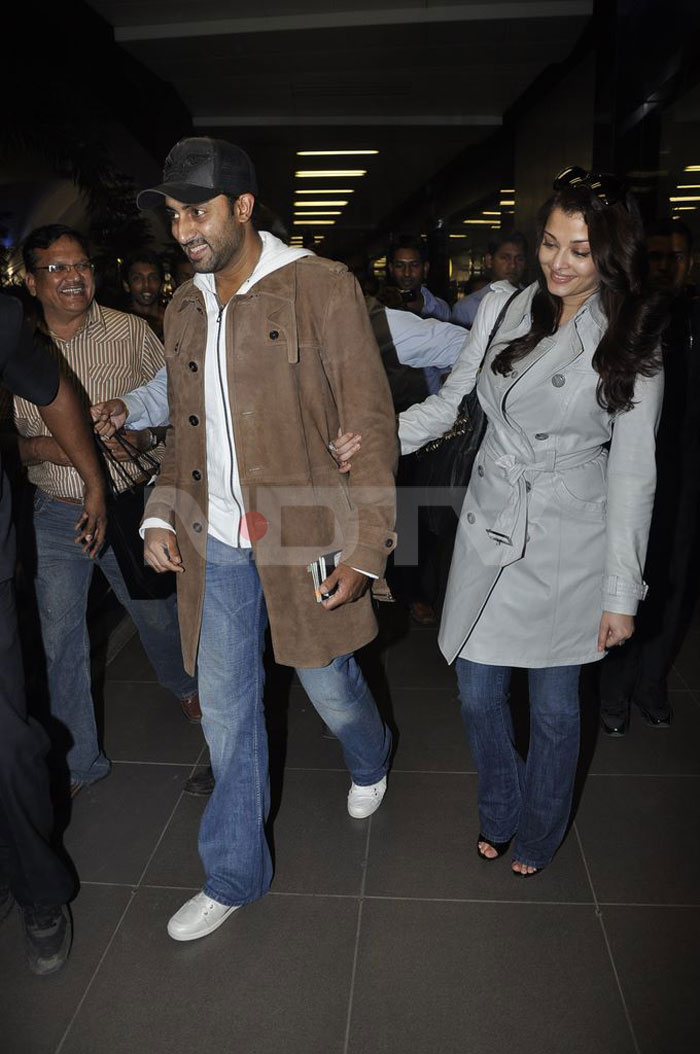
[317,269,398,577]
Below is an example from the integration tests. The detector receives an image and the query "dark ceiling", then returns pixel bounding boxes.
[82,1,592,256]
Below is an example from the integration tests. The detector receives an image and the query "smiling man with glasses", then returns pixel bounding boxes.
[9,224,201,796]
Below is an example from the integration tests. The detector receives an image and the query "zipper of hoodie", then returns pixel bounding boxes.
[215,300,243,546]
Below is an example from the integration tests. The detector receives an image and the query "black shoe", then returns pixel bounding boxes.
[184,766,215,796]
[477,834,512,861]
[23,904,72,976]
[639,707,672,728]
[601,711,628,737]
[0,884,13,926]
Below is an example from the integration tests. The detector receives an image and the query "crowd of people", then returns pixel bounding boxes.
[1,137,697,976]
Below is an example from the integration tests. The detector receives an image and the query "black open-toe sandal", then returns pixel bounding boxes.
[476,834,511,861]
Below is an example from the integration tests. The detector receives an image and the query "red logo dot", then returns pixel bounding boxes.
[241,511,268,542]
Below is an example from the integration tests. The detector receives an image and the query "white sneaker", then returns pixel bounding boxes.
[167,891,239,942]
[347,775,387,819]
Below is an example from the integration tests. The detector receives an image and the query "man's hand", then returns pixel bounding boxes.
[20,435,73,467]
[597,611,634,652]
[91,398,129,438]
[319,563,370,610]
[100,429,153,460]
[74,483,107,557]
[144,527,184,573]
[329,428,362,474]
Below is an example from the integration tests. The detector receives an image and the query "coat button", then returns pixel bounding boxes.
[534,432,549,440]
[269,330,279,340]
[193,522,203,533]
[385,538,393,548]
[477,465,484,477]
[188,361,198,372]
[467,512,476,524]
[189,415,199,426]
[552,374,565,388]
[525,481,531,492]
[192,470,202,481]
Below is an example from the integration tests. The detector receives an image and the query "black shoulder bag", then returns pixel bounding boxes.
[97,433,176,600]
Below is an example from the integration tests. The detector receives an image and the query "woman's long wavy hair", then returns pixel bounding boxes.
[491,186,667,413]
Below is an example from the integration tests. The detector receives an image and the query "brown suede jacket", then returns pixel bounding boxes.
[144,255,398,672]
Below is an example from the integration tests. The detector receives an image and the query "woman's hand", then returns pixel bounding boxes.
[329,428,362,473]
[597,611,634,652]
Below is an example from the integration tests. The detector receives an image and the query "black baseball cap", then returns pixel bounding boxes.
[137,137,258,209]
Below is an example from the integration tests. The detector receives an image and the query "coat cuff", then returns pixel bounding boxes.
[342,531,397,580]
[602,574,648,616]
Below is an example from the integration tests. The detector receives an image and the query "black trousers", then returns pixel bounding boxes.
[0,578,74,907]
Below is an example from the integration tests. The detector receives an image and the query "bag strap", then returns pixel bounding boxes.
[484,287,521,356]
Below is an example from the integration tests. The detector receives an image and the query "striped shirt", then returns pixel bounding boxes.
[14,301,165,501]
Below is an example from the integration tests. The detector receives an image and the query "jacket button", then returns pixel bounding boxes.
[192,470,202,481]
[193,522,202,533]
[467,512,476,524]
[525,481,531,492]
[189,415,199,426]
[477,465,484,477]
[269,330,279,340]
[534,432,549,440]
[385,539,393,548]
[552,374,565,388]
[188,361,198,372]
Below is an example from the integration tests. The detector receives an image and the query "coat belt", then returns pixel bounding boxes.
[479,435,604,567]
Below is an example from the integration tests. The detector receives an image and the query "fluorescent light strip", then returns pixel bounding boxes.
[482,211,501,215]
[293,220,336,225]
[293,200,348,206]
[683,165,700,171]
[500,188,515,193]
[296,189,355,194]
[294,211,341,216]
[449,234,468,239]
[670,195,700,202]
[297,150,378,156]
[296,170,366,178]
[464,219,496,225]
[499,199,515,206]
[673,206,697,210]
[677,185,700,189]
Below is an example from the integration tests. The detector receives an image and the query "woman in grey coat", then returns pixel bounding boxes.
[338,169,667,874]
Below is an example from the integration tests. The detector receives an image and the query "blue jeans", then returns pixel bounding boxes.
[197,535,392,907]
[32,492,197,785]
[456,658,581,869]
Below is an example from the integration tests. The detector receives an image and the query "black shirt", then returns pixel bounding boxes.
[0,296,59,579]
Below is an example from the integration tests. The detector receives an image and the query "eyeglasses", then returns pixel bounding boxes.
[553,166,625,207]
[33,261,95,276]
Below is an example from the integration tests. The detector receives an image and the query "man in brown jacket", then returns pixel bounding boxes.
[137,137,398,942]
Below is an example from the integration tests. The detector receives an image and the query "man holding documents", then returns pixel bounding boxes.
[137,137,397,941]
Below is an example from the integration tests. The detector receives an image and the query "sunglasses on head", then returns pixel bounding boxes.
[553,166,626,207]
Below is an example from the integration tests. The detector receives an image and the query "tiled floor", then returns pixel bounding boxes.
[2,604,699,1053]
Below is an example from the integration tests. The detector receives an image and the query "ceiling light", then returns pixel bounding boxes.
[683,165,700,171]
[294,201,348,207]
[294,211,341,216]
[499,200,515,206]
[295,170,367,178]
[673,206,697,210]
[296,189,355,194]
[670,195,700,201]
[482,211,501,216]
[463,219,496,225]
[293,220,336,225]
[677,185,700,189]
[297,150,378,156]
[500,188,515,193]
[449,234,468,239]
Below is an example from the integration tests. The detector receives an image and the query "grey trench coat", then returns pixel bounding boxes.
[399,282,664,668]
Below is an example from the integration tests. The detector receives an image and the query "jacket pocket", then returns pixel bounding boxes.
[554,474,606,521]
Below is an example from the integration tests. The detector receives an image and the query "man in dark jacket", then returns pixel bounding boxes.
[0,294,105,973]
